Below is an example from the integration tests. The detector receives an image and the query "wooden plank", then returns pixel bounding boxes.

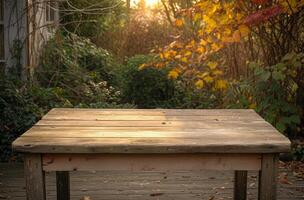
[36,120,270,127]
[42,114,263,121]
[56,171,70,200]
[24,154,46,200]
[12,109,290,155]
[42,154,262,171]
[234,171,247,200]
[258,154,279,200]
[12,136,291,154]
[30,123,275,130]
[22,128,281,138]
[47,108,258,116]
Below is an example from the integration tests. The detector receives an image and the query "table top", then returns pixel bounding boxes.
[12,108,291,154]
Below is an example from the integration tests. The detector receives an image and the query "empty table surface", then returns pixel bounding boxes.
[12,108,290,154]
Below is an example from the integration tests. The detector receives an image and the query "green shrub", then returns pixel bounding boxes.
[36,33,123,106]
[0,33,136,162]
[225,52,303,136]
[0,79,42,162]
[292,144,304,161]
[120,55,177,108]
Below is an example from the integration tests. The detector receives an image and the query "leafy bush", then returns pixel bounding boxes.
[36,33,124,106]
[0,33,137,162]
[120,55,177,108]
[225,52,303,136]
[0,79,42,162]
[292,144,304,161]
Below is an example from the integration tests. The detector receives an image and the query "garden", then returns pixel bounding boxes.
[0,0,304,169]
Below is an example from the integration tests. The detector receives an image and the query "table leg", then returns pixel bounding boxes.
[234,170,247,200]
[258,154,278,200]
[24,153,46,200]
[56,171,70,200]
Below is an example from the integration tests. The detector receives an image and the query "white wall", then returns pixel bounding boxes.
[4,0,28,78]
[4,0,59,79]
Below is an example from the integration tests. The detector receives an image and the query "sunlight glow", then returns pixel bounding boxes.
[131,0,160,8]
[145,0,160,7]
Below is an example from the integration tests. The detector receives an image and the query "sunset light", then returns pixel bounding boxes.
[131,0,160,7]
[145,0,160,7]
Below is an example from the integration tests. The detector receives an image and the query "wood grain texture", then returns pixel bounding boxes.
[42,154,262,171]
[46,108,260,116]
[234,171,247,200]
[24,154,46,200]
[12,109,291,154]
[56,171,70,200]
[13,136,290,153]
[258,154,279,200]
[36,120,271,128]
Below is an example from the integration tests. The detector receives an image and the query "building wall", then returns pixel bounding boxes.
[3,0,59,79]
[3,0,28,78]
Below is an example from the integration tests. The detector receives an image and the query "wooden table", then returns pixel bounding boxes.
[12,108,290,200]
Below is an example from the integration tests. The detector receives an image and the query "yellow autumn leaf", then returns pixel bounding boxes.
[207,62,218,69]
[249,103,257,109]
[163,51,171,59]
[195,80,204,89]
[211,43,221,51]
[203,75,214,83]
[203,15,217,28]
[197,72,209,79]
[181,57,188,63]
[168,70,179,79]
[238,25,250,37]
[184,51,192,57]
[213,70,224,76]
[175,19,184,27]
[215,80,228,90]
[194,13,202,21]
[159,53,164,59]
[139,63,147,70]
[196,46,205,54]
[200,39,207,46]
[207,36,213,43]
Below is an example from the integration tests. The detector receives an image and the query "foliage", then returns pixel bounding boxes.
[169,80,223,108]
[0,33,135,162]
[60,0,125,38]
[225,52,303,135]
[95,5,175,60]
[0,79,42,162]
[143,0,304,89]
[120,55,177,108]
[292,144,304,161]
[36,32,123,106]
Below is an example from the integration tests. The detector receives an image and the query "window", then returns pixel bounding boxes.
[0,0,5,73]
[46,0,56,22]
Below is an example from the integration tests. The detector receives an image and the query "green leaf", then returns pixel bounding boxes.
[275,63,286,70]
[289,115,301,124]
[276,122,287,132]
[272,70,285,81]
[260,71,271,81]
